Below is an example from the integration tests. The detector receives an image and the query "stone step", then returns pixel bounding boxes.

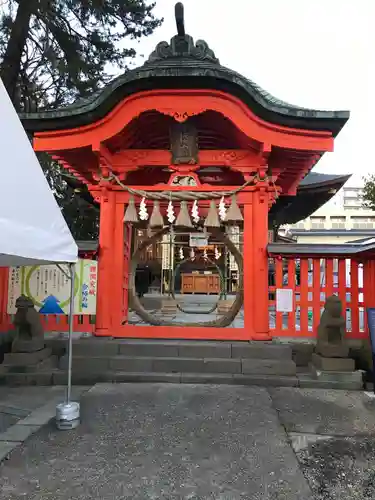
[53,371,299,387]
[298,372,364,391]
[2,355,57,374]
[58,355,297,376]
[1,370,361,390]
[56,339,293,360]
[3,347,52,366]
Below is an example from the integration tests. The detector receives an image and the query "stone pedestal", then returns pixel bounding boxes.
[309,353,363,390]
[311,353,355,372]
[315,343,349,359]
[0,339,56,374]
[161,299,178,315]
[217,299,234,315]
[12,338,45,353]
[310,365,364,389]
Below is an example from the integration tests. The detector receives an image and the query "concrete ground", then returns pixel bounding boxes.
[1,385,375,499]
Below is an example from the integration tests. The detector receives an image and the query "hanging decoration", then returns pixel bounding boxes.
[175,201,193,228]
[203,249,208,260]
[190,248,195,260]
[149,200,164,228]
[167,200,175,224]
[191,200,200,224]
[204,200,220,228]
[123,196,139,223]
[139,197,149,221]
[218,196,227,221]
[179,247,184,260]
[214,246,221,260]
[226,194,243,223]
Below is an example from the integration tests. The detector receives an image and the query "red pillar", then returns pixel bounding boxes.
[252,188,271,340]
[243,201,254,338]
[0,267,9,331]
[364,259,375,308]
[110,199,126,334]
[95,189,116,336]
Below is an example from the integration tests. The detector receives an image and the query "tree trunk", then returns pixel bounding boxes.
[0,0,37,105]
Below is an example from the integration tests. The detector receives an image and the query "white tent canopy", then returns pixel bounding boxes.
[0,78,78,266]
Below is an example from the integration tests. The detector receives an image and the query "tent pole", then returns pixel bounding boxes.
[55,262,80,430]
[67,262,75,403]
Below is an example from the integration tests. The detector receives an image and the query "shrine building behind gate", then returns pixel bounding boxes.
[19,4,353,341]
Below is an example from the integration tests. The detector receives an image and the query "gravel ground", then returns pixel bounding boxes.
[297,436,375,500]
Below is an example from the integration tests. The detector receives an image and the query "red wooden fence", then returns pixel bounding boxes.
[268,256,369,339]
[0,254,373,338]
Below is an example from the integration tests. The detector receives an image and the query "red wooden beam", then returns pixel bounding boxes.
[109,149,264,170]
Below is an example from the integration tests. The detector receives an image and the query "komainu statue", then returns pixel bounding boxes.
[315,295,349,358]
[13,295,44,340]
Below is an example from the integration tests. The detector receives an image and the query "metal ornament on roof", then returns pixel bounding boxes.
[146,2,220,66]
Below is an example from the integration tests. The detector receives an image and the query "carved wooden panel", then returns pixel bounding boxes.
[170,121,198,165]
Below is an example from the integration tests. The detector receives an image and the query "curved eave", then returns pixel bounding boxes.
[19,62,349,137]
[269,173,351,226]
[298,172,351,190]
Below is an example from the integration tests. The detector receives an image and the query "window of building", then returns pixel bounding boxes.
[310,216,326,229]
[344,198,361,206]
[344,189,360,198]
[330,216,346,229]
[351,216,375,229]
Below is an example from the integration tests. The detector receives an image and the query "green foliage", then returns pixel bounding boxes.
[362,175,375,211]
[0,0,162,240]
[38,153,99,240]
[0,0,162,110]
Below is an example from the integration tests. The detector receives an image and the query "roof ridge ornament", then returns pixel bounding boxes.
[145,2,220,65]
[175,2,185,37]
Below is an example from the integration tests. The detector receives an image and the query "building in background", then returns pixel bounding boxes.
[286,180,375,244]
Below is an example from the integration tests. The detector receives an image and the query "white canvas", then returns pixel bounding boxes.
[0,78,78,266]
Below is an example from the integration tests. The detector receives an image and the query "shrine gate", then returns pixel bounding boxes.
[15,3,355,341]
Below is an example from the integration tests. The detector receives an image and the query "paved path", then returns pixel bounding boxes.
[129,293,364,332]
[0,385,375,499]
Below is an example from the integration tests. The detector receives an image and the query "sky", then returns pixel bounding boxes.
[128,0,374,187]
